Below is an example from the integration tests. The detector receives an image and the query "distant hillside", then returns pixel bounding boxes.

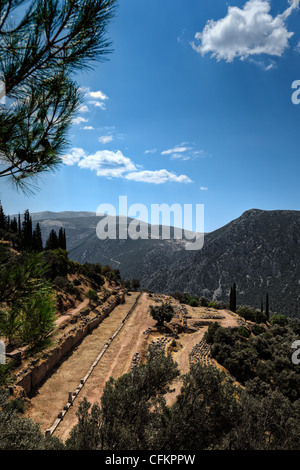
[32,209,300,317]
[145,209,300,317]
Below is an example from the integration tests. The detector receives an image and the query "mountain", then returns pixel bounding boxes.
[145,209,300,317]
[32,209,300,317]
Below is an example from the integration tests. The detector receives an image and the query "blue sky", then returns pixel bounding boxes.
[1,0,300,232]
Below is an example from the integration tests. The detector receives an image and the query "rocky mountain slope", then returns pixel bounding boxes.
[33,209,300,317]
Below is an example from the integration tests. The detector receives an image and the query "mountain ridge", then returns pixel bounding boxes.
[30,208,300,317]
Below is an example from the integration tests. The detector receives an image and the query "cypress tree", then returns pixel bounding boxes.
[0,201,6,229]
[45,229,59,250]
[229,283,237,313]
[32,223,43,252]
[17,214,22,238]
[58,227,67,250]
[22,209,33,250]
[10,217,18,234]
[266,292,270,321]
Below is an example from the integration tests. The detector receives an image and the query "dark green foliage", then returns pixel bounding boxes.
[171,292,201,307]
[150,302,174,326]
[78,262,105,287]
[237,326,251,338]
[0,205,44,251]
[66,346,179,450]
[229,389,300,450]
[0,248,56,347]
[32,223,43,251]
[45,228,66,250]
[85,289,99,305]
[163,365,239,450]
[271,314,289,326]
[41,248,69,280]
[0,390,64,450]
[66,359,300,450]
[229,282,237,312]
[204,322,221,344]
[236,304,267,323]
[131,278,140,290]
[122,279,131,289]
[208,320,300,402]
[266,292,270,321]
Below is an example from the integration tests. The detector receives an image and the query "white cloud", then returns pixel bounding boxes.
[61,148,86,166]
[78,105,89,113]
[78,150,136,177]
[161,146,188,155]
[83,126,95,130]
[161,144,208,161]
[72,116,89,125]
[99,135,113,144]
[144,149,157,154]
[62,148,192,184]
[125,169,192,184]
[200,186,208,191]
[191,0,300,62]
[89,90,108,100]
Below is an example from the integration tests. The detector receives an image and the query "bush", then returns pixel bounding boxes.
[20,290,56,347]
[237,327,251,338]
[271,314,289,326]
[42,249,69,280]
[85,289,99,305]
[53,276,77,295]
[150,302,174,326]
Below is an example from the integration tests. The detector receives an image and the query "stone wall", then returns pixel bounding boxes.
[17,291,126,396]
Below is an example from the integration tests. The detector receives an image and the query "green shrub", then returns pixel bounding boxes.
[85,289,99,304]
[270,314,289,326]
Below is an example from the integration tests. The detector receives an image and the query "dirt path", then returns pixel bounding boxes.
[25,292,142,433]
[165,307,239,406]
[55,298,90,328]
[25,292,155,442]
[54,292,155,441]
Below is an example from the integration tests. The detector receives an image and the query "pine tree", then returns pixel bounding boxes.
[0,0,117,190]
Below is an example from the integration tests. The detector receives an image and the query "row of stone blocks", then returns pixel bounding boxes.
[45,292,142,436]
[189,339,213,367]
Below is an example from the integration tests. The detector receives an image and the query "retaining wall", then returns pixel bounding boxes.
[17,291,126,396]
